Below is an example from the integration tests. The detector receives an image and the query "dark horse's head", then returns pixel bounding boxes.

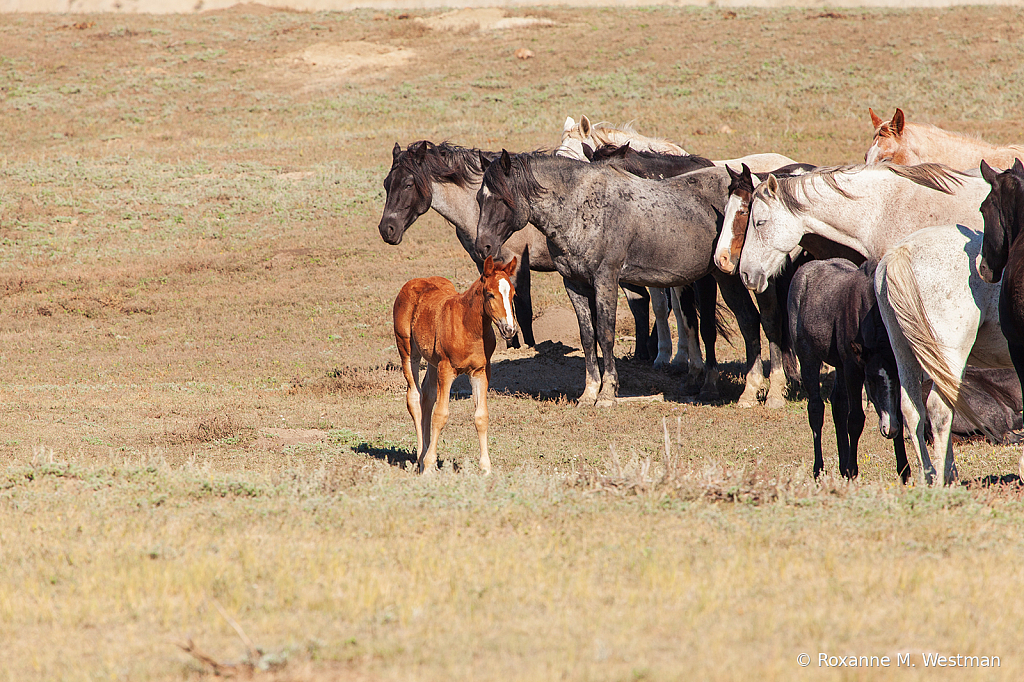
[851,300,903,440]
[474,150,546,261]
[979,158,1024,284]
[378,141,486,245]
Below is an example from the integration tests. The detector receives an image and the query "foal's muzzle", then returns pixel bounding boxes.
[495,320,518,342]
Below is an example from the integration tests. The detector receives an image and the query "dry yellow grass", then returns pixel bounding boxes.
[3,5,1024,680]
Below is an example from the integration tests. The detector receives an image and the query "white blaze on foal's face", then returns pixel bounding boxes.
[497,276,515,328]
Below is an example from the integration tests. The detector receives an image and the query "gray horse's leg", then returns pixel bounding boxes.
[563,278,602,407]
[754,283,788,409]
[715,273,764,408]
[593,275,621,407]
[693,278,719,402]
[511,245,535,348]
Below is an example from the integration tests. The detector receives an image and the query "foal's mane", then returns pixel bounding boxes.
[397,141,492,193]
[755,162,971,214]
[484,151,550,209]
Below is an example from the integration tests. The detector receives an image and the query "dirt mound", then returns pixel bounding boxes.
[270,41,415,90]
[414,9,556,33]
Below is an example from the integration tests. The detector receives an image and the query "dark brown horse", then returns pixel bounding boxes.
[394,256,518,475]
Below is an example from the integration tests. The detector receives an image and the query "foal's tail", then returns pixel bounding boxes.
[882,245,992,437]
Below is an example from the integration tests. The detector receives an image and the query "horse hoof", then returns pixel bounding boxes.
[737,397,757,408]
[764,394,786,409]
[595,397,616,408]
[653,359,669,370]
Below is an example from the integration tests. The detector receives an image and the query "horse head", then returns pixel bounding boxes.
[852,305,902,440]
[378,141,434,245]
[739,173,805,294]
[979,158,1024,283]
[865,107,912,164]
[715,163,755,274]
[556,115,594,161]
[475,150,541,261]
[481,255,519,341]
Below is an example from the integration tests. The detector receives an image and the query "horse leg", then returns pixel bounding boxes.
[421,362,455,475]
[716,273,764,407]
[925,384,959,486]
[801,356,826,478]
[419,364,438,470]
[564,278,602,406]
[469,368,491,475]
[649,287,673,369]
[594,276,621,407]
[693,277,719,402]
[399,343,424,459]
[621,283,651,364]
[836,367,865,479]
[673,285,703,378]
[512,245,534,348]
[755,282,788,409]
[893,421,911,484]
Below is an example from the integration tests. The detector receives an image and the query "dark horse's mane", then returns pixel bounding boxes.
[397,141,495,195]
[753,162,971,215]
[484,151,551,210]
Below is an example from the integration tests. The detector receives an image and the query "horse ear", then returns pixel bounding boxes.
[503,256,518,274]
[500,149,512,175]
[891,108,905,136]
[483,255,495,276]
[582,143,594,161]
[563,116,576,133]
[980,160,1000,184]
[580,115,592,138]
[765,174,779,197]
[726,164,740,181]
[869,108,883,128]
[392,142,402,162]
[1014,158,1024,174]
[411,140,427,161]
[741,163,753,181]
[479,151,492,172]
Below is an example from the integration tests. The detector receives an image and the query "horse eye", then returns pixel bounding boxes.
[754,219,766,228]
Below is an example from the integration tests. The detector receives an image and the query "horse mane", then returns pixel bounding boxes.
[397,141,492,194]
[485,151,549,209]
[586,121,686,155]
[755,162,971,213]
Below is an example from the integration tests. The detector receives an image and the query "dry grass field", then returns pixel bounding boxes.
[3,4,1024,680]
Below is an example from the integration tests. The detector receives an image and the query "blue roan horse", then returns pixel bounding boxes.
[474,150,766,408]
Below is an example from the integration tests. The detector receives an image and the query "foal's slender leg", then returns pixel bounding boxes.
[563,278,602,406]
[621,284,652,364]
[419,364,438,469]
[594,275,622,407]
[754,282,788,409]
[801,356,826,478]
[421,362,456,475]
[715,273,764,407]
[844,370,866,479]
[470,367,491,475]
[400,344,424,458]
[893,421,911,484]
[649,287,673,369]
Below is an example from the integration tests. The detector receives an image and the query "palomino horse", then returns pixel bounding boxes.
[379,141,548,348]
[394,256,518,475]
[866,108,1024,169]
[737,163,989,295]
[788,259,908,482]
[475,151,766,408]
[979,159,1024,408]
[559,115,797,173]
[875,226,1011,485]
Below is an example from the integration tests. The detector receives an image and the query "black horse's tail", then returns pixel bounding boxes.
[776,252,811,387]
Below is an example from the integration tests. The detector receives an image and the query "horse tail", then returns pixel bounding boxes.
[883,245,993,438]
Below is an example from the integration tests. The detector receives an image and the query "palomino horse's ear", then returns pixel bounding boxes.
[563,116,576,133]
[479,151,492,172]
[1013,158,1024,174]
[483,255,495,276]
[582,143,594,161]
[502,255,518,274]
[392,142,402,162]
[980,159,1000,185]
[580,115,592,138]
[869,108,883,129]
[891,108,905,136]
[500,149,512,175]
[765,174,780,197]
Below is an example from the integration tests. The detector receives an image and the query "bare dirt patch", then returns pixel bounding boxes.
[270,40,416,90]
[413,8,556,32]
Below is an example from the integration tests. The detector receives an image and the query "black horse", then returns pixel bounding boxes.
[788,258,909,481]
[475,151,766,407]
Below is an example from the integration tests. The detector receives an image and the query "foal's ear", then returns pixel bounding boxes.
[500,149,512,175]
[891,108,905,136]
[392,142,402,162]
[580,115,592,138]
[502,255,518,275]
[869,108,883,129]
[482,255,495,276]
[980,159,1000,185]
[563,116,576,133]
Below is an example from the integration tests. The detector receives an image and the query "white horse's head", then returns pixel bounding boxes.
[556,115,594,162]
[738,174,806,293]
[714,164,755,275]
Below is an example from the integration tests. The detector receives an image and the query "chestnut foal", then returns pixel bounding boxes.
[394,256,518,474]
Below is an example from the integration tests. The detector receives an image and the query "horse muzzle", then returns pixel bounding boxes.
[495,321,518,342]
[978,260,999,284]
[878,412,899,440]
[378,218,404,245]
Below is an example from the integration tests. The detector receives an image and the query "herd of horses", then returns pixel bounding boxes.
[378,108,1024,486]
